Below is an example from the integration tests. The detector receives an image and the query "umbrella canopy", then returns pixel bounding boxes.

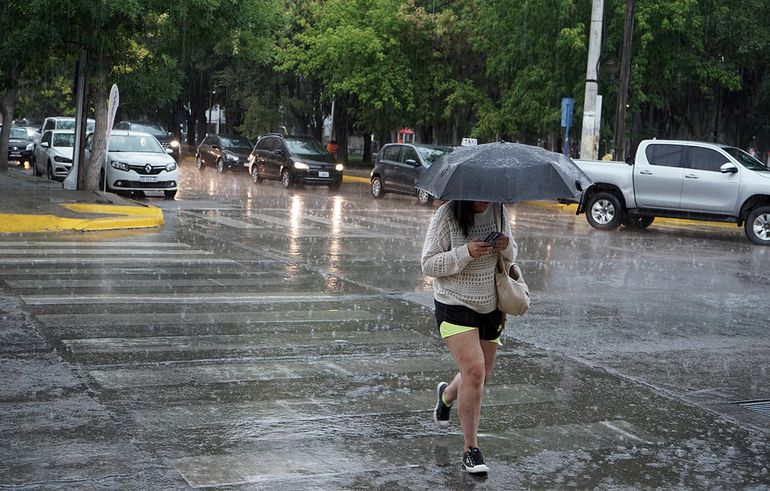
[415,142,592,204]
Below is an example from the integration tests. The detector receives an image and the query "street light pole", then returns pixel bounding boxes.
[579,0,604,160]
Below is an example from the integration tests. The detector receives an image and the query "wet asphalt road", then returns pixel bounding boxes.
[1,159,769,489]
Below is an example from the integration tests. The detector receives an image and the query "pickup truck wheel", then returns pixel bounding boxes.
[586,192,623,230]
[623,215,654,229]
[745,206,770,245]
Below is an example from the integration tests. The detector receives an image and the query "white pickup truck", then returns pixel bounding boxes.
[574,139,770,245]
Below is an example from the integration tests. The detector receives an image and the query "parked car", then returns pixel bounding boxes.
[7,126,34,164]
[85,130,179,199]
[248,133,343,190]
[370,143,454,205]
[574,139,770,245]
[33,130,74,180]
[34,117,94,146]
[115,121,181,162]
[195,134,253,173]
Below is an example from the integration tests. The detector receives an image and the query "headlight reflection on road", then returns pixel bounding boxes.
[288,194,303,258]
[327,196,344,275]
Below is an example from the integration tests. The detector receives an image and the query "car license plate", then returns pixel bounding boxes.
[139,176,158,183]
[318,171,329,178]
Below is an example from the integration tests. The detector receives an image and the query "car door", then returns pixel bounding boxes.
[634,143,686,209]
[398,146,422,194]
[679,146,739,214]
[380,145,403,192]
[35,131,52,174]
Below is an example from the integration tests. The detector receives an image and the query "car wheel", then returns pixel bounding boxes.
[164,190,177,200]
[195,155,204,170]
[251,166,263,184]
[745,205,770,245]
[586,191,623,230]
[281,169,292,189]
[417,188,433,206]
[622,215,654,229]
[217,158,225,174]
[34,161,43,177]
[371,176,384,198]
[47,161,54,180]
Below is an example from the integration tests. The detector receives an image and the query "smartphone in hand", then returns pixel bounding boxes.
[483,232,504,246]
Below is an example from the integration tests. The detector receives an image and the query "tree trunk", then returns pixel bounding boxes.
[0,66,21,173]
[333,96,348,164]
[363,134,372,164]
[83,80,108,192]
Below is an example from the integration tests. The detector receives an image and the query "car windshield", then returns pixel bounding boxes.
[10,128,30,140]
[285,137,327,156]
[57,120,95,132]
[221,136,252,148]
[53,133,75,147]
[131,123,167,137]
[109,135,164,153]
[416,146,454,166]
[724,147,769,171]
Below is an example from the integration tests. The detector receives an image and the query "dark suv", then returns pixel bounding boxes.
[248,134,343,190]
[196,134,254,173]
[371,143,453,205]
[114,121,181,162]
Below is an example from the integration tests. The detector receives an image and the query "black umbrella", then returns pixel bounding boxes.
[415,142,592,204]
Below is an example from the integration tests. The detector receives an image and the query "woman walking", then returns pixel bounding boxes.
[421,200,517,474]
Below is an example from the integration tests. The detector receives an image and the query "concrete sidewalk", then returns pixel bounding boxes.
[0,165,163,233]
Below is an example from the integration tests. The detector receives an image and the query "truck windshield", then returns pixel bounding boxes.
[724,147,768,171]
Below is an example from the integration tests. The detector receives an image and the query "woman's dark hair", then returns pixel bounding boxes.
[451,201,476,237]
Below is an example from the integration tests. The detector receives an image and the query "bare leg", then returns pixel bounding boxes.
[443,339,499,403]
[444,330,486,450]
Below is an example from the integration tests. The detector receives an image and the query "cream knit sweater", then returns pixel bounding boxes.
[421,202,517,313]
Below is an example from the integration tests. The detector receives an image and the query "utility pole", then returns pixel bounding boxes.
[579,0,604,160]
[614,0,635,161]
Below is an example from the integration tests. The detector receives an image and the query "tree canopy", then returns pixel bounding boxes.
[3,0,770,176]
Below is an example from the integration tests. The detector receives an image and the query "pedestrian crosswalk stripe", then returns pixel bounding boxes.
[22,292,380,305]
[62,329,426,354]
[0,241,191,248]
[0,249,211,256]
[7,277,301,288]
[89,356,450,388]
[39,309,380,327]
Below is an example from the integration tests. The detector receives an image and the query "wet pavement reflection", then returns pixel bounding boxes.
[1,159,769,488]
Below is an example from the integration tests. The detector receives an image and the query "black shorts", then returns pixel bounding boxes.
[434,300,504,343]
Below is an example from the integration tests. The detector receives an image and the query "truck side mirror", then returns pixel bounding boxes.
[720,162,738,174]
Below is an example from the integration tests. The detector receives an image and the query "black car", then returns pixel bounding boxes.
[248,134,343,190]
[370,143,453,205]
[114,121,181,162]
[195,134,254,173]
[7,126,34,164]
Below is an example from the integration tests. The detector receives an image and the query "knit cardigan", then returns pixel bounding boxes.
[421,202,517,313]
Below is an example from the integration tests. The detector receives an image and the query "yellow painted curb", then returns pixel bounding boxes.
[0,204,163,233]
[343,175,370,184]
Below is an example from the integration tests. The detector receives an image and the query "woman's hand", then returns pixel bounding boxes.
[493,234,509,251]
[467,239,493,258]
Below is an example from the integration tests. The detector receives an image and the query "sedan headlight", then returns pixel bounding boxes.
[166,161,177,172]
[335,163,344,171]
[54,156,73,163]
[169,140,180,148]
[226,153,238,162]
[111,161,130,171]
[294,161,309,170]
[26,143,34,151]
